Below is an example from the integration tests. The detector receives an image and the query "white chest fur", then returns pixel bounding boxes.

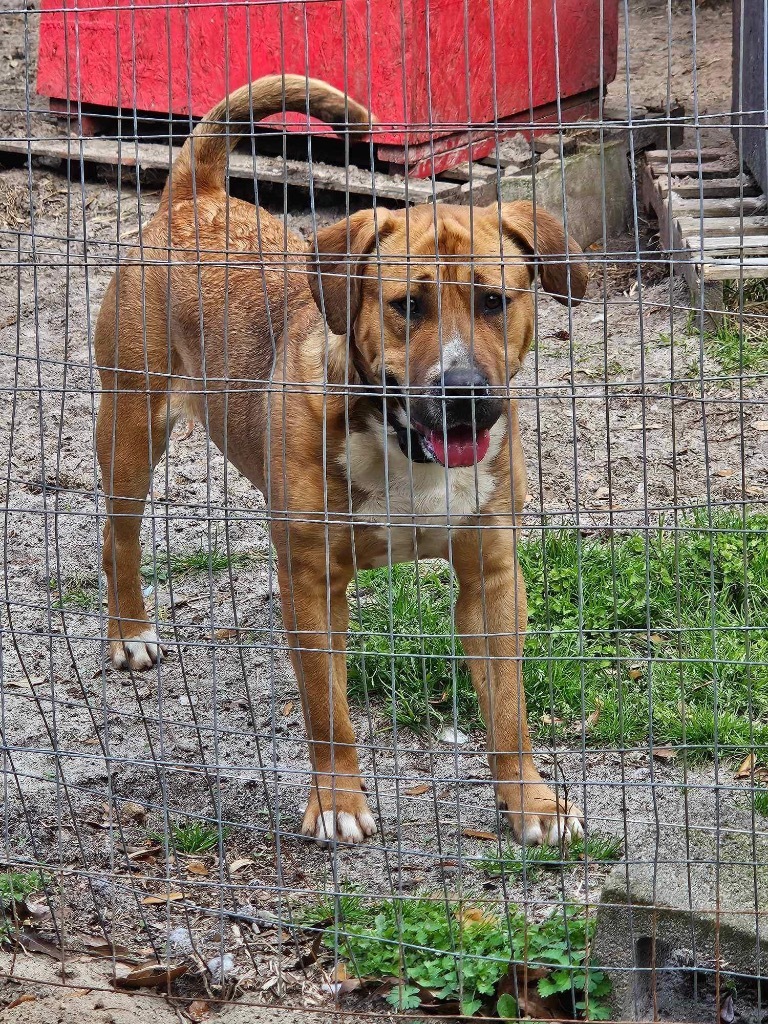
[338,418,506,567]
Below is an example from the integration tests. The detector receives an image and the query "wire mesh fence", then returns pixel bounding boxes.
[1,0,767,1020]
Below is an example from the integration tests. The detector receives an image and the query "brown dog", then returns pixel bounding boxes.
[95,75,589,847]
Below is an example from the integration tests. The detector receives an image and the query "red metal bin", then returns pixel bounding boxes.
[37,0,618,177]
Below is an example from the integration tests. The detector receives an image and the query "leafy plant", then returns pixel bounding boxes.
[310,895,611,1019]
[753,789,768,817]
[348,512,768,759]
[478,832,624,880]
[142,534,259,585]
[0,870,45,907]
[151,820,226,855]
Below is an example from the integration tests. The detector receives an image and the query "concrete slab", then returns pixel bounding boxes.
[594,781,768,1022]
[499,139,632,249]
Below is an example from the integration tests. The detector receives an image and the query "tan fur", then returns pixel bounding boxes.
[94,75,588,846]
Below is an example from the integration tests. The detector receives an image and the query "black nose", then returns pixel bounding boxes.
[435,367,491,422]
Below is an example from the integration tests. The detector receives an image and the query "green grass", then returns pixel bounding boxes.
[141,536,260,585]
[0,870,45,906]
[687,280,768,376]
[49,571,99,611]
[347,511,768,758]
[477,833,624,881]
[151,820,226,855]
[753,789,768,817]
[306,893,610,1019]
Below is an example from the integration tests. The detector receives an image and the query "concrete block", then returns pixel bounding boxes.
[594,828,768,1022]
[499,139,631,249]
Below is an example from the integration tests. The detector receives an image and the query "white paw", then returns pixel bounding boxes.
[521,807,584,847]
[110,628,167,671]
[308,808,378,846]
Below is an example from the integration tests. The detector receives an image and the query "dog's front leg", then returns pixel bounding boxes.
[453,529,583,846]
[276,548,376,845]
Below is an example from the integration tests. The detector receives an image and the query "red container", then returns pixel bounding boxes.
[37,0,618,177]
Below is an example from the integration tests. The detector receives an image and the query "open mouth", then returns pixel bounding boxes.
[413,421,491,468]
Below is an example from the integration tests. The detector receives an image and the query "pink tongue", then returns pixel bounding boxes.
[429,426,491,467]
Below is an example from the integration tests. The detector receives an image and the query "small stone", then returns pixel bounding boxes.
[165,926,194,958]
[206,952,235,983]
[437,725,469,745]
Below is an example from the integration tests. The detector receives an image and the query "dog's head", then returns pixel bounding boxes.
[308,201,588,468]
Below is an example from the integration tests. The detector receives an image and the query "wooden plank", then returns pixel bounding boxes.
[645,148,733,162]
[702,259,768,281]
[647,159,741,178]
[677,215,768,237]
[656,175,759,199]
[669,196,768,216]
[684,235,768,255]
[0,136,461,204]
[437,160,497,184]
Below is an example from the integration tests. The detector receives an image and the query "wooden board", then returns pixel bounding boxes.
[0,136,470,204]
[640,143,768,320]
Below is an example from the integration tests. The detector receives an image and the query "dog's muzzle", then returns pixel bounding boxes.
[394,367,505,468]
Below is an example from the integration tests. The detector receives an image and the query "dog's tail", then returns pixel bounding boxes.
[167,74,373,199]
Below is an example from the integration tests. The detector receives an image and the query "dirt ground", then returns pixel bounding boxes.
[1,0,767,1020]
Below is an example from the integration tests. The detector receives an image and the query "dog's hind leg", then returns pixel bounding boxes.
[96,376,173,671]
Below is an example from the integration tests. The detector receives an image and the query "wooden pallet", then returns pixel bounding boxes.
[0,136,498,205]
[641,145,768,322]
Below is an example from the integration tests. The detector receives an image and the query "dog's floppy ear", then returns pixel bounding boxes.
[497,201,589,305]
[308,209,394,334]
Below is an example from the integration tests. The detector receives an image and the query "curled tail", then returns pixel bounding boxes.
[167,74,373,199]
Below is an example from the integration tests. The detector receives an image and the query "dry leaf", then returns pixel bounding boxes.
[127,845,162,862]
[753,420,768,431]
[80,936,142,962]
[652,746,677,761]
[212,628,237,641]
[187,1000,210,1021]
[628,668,644,680]
[229,858,255,874]
[13,929,63,960]
[119,802,147,825]
[331,963,348,982]
[461,828,497,842]
[282,701,294,716]
[141,892,185,906]
[713,468,735,478]
[585,704,602,729]
[542,713,563,726]
[404,783,432,797]
[114,962,188,989]
[735,753,756,779]
[185,861,209,876]
[5,995,38,1010]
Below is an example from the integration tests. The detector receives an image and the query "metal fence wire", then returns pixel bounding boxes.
[1,0,767,1021]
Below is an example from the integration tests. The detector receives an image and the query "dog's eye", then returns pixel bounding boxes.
[483,292,506,314]
[391,297,419,320]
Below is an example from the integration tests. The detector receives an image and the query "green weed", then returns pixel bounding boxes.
[348,511,768,758]
[478,833,624,881]
[151,820,225,855]
[49,571,99,611]
[308,894,611,1019]
[704,281,768,376]
[142,536,260,585]
[0,870,45,907]
[753,789,768,817]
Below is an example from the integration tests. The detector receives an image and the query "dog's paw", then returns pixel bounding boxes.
[109,628,167,671]
[498,780,583,847]
[301,786,377,846]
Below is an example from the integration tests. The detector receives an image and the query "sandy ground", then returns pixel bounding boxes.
[1,0,768,1019]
